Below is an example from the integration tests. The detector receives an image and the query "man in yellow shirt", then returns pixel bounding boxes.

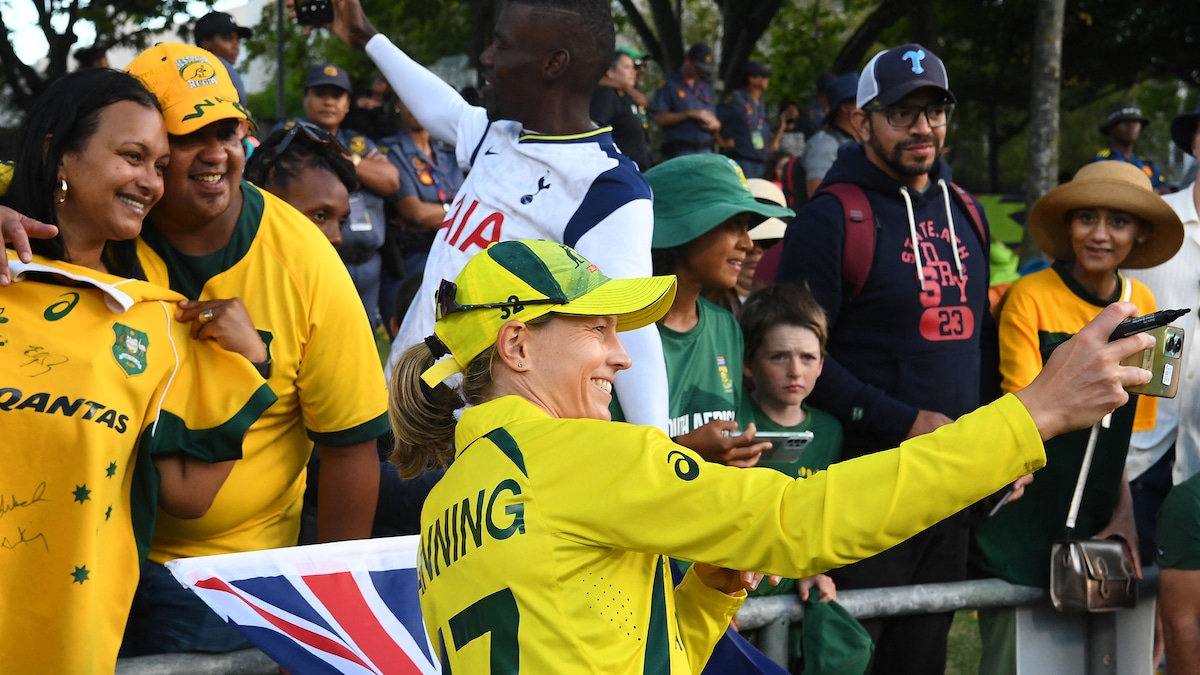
[111,44,388,656]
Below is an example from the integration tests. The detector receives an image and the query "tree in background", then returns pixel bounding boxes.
[0,0,196,113]
[4,0,1199,195]
[242,0,473,126]
[1021,0,1065,266]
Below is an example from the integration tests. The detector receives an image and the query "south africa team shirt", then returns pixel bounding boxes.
[0,253,275,673]
[611,298,744,434]
[659,298,744,437]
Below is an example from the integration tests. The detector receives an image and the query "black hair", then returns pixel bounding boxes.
[245,127,358,196]
[739,283,829,361]
[651,246,683,277]
[609,50,630,71]
[73,46,107,68]
[3,69,159,279]
[764,150,793,183]
[515,0,614,90]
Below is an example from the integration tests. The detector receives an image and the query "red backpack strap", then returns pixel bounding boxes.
[948,181,988,247]
[816,183,875,301]
[781,156,803,209]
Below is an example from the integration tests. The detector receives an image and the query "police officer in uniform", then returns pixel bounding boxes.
[290,63,400,329]
[651,44,722,160]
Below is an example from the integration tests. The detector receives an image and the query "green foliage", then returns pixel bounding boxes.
[0,0,200,113]
[242,0,472,125]
[759,1,870,108]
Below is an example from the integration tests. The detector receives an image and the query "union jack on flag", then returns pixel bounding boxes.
[167,536,441,675]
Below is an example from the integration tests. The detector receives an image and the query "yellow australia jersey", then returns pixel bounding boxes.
[419,394,1047,673]
[137,183,389,560]
[0,253,274,674]
[998,264,1156,431]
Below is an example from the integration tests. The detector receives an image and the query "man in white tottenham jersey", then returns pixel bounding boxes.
[325,0,670,430]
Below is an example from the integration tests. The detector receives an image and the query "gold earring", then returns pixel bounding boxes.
[57,178,68,204]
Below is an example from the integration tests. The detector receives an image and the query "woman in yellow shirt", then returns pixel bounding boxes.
[384,236,1154,674]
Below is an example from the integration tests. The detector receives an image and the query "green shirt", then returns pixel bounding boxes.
[660,298,745,437]
[741,397,844,480]
[612,298,746,436]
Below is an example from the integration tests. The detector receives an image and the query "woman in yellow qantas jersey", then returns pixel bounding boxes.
[388,238,1154,674]
[0,68,274,674]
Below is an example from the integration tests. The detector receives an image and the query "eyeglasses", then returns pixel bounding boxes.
[863,102,955,129]
[435,279,567,321]
[268,120,349,161]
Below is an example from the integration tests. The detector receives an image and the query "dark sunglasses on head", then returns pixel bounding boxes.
[435,279,567,321]
[268,120,350,161]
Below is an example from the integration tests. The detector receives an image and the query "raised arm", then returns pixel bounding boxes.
[540,304,1154,579]
[326,0,473,145]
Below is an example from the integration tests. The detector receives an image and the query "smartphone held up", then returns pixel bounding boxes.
[295,0,334,26]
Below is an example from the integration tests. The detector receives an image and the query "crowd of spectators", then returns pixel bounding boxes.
[3,0,1200,673]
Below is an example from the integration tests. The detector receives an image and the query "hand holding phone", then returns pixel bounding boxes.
[295,0,334,26]
[724,430,814,463]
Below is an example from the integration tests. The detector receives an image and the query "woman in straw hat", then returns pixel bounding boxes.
[388,237,1154,674]
[970,161,1184,674]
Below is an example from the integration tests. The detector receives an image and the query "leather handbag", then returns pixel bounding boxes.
[1049,538,1137,612]
[1048,419,1137,612]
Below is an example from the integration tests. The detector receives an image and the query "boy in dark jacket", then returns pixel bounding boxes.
[776,43,996,675]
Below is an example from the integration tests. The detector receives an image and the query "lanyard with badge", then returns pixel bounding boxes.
[344,132,375,232]
[744,99,766,150]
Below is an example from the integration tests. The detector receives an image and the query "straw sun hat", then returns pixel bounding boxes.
[1029,162,1183,269]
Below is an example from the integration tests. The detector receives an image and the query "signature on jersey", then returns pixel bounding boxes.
[22,346,68,377]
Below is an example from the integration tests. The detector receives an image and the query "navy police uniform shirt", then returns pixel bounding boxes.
[651,71,717,149]
[381,128,465,211]
[1092,147,1166,190]
[718,89,771,177]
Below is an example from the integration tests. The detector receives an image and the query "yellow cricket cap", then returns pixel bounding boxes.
[422,239,677,387]
[125,43,250,136]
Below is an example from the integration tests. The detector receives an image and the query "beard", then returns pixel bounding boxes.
[868,125,942,178]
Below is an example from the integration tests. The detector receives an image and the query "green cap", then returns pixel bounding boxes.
[800,600,873,675]
[646,155,795,249]
[617,45,646,62]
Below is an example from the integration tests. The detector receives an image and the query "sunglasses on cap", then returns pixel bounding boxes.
[435,279,567,321]
[267,120,350,162]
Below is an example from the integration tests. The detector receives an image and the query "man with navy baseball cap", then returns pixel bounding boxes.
[1092,102,1168,193]
[193,11,253,104]
[776,43,995,674]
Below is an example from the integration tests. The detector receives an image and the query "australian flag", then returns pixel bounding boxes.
[166,536,440,675]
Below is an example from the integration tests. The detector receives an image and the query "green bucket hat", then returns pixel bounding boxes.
[646,155,795,249]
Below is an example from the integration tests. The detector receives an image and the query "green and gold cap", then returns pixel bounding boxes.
[422,239,677,386]
[126,43,252,136]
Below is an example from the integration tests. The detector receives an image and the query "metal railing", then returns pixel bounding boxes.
[114,570,1161,674]
[738,568,1160,668]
